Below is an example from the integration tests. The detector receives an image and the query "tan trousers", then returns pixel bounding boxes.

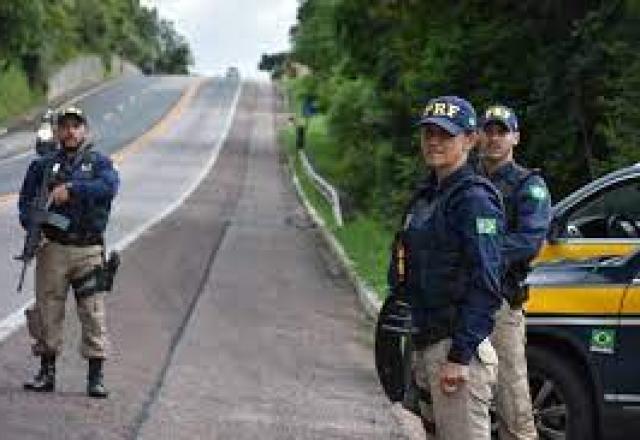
[490,300,537,440]
[29,241,108,359]
[413,338,497,440]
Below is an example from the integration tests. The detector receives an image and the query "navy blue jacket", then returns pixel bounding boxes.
[487,161,551,279]
[396,164,504,365]
[19,144,119,235]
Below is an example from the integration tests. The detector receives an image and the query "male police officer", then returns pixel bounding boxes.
[480,105,552,440]
[19,107,119,398]
[394,96,504,439]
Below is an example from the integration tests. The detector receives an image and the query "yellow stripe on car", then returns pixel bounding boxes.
[536,242,639,263]
[526,286,625,315]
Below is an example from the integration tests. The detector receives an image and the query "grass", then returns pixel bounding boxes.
[279,118,392,301]
[0,64,44,125]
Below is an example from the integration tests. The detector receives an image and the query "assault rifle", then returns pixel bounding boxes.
[15,163,70,292]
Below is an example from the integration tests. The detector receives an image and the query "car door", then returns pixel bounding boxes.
[611,255,640,407]
[538,177,640,263]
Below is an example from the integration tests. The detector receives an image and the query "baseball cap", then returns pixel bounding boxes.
[57,106,87,125]
[482,104,518,132]
[416,96,477,135]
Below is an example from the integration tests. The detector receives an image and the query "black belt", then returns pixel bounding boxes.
[412,325,454,349]
[45,231,103,246]
[412,306,457,349]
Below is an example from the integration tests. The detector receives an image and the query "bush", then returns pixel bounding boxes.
[0,64,43,123]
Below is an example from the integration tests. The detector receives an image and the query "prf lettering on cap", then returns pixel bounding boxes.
[424,102,461,118]
[485,106,511,119]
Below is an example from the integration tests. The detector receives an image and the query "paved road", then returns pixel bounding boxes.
[0,76,239,329]
[0,82,401,438]
[0,75,196,195]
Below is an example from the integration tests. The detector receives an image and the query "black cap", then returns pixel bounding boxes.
[57,106,87,125]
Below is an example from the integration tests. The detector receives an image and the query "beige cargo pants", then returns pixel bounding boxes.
[413,338,498,440]
[27,241,108,359]
[490,300,537,440]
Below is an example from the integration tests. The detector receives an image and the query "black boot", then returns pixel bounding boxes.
[24,355,55,392]
[87,358,109,398]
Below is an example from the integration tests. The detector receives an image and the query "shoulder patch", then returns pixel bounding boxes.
[528,184,548,201]
[476,217,497,235]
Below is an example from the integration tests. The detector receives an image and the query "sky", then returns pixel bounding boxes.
[141,0,298,79]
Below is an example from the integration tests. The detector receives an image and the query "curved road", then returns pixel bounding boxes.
[0,80,401,438]
[0,75,198,195]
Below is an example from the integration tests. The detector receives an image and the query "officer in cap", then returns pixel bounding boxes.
[19,106,119,398]
[392,96,504,439]
[480,104,551,440]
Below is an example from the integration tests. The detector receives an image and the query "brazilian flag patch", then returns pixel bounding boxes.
[529,184,548,201]
[476,218,497,235]
[590,328,616,354]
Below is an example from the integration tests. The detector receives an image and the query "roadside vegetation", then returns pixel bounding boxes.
[0,0,194,124]
[267,0,640,299]
[266,0,640,216]
[280,111,392,298]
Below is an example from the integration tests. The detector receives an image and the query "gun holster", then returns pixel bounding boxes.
[508,284,529,310]
[72,251,120,298]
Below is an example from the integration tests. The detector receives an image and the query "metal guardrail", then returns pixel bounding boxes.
[298,150,344,227]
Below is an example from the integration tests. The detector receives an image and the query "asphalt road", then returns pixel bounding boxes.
[0,75,195,195]
[0,75,239,328]
[0,80,401,438]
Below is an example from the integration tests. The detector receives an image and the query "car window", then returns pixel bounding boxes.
[566,179,640,239]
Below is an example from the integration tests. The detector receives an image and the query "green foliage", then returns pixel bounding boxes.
[258,52,288,79]
[287,0,640,216]
[280,122,393,299]
[0,0,193,93]
[0,64,42,123]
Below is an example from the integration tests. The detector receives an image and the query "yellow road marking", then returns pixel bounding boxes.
[0,78,206,209]
[111,78,205,164]
[0,193,18,207]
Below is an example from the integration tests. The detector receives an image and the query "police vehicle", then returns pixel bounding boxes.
[376,163,640,440]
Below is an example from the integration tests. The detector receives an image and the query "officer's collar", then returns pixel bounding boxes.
[436,163,474,191]
[60,142,91,159]
[488,160,515,180]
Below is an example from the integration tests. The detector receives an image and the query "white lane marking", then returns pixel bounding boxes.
[112,83,243,253]
[117,103,125,113]
[58,76,123,109]
[0,303,31,342]
[0,82,244,343]
[104,112,115,121]
[129,95,136,104]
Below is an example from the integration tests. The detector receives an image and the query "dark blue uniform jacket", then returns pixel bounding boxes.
[397,164,504,365]
[18,144,119,235]
[487,161,551,289]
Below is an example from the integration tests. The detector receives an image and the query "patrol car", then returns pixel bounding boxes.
[376,163,640,440]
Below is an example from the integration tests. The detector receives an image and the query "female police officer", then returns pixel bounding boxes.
[397,96,504,439]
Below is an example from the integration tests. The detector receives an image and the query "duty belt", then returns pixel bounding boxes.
[44,230,102,246]
[412,306,457,349]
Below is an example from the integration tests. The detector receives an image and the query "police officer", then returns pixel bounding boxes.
[19,107,119,398]
[395,96,504,439]
[480,104,552,440]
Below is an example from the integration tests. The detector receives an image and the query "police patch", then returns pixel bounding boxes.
[476,218,497,235]
[528,185,547,201]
